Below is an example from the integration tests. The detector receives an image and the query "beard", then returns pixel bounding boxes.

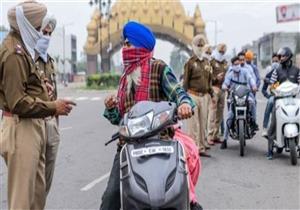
[126,66,141,95]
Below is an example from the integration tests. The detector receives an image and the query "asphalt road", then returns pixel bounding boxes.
[1,87,299,210]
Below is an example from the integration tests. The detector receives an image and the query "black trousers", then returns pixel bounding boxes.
[100,152,121,210]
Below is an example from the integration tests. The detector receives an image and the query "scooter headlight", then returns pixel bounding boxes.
[127,111,154,137]
[152,110,171,130]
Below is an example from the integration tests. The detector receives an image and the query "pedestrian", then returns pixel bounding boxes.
[101,21,202,210]
[35,14,61,195]
[0,1,75,209]
[245,50,261,89]
[183,34,213,157]
[207,43,228,145]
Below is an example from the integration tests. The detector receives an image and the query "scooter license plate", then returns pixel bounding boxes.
[131,146,174,157]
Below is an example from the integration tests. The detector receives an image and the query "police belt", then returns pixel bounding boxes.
[188,89,206,97]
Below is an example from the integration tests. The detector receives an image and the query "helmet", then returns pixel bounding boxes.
[277,47,293,64]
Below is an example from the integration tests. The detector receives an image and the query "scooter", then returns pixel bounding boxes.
[271,81,300,165]
[105,101,190,210]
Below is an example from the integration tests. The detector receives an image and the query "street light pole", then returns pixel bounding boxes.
[62,25,65,84]
[107,0,111,72]
[206,20,221,47]
[62,23,73,85]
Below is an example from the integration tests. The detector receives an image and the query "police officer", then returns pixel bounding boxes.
[183,35,213,157]
[207,43,228,145]
[267,47,300,159]
[35,14,61,195]
[0,2,75,209]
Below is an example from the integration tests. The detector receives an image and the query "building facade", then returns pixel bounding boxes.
[242,32,300,70]
[48,27,77,82]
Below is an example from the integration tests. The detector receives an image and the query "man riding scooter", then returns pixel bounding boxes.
[100,21,202,210]
[220,56,257,149]
[267,47,300,159]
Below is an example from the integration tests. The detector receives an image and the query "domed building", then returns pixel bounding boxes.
[84,0,208,74]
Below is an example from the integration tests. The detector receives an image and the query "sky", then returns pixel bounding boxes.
[1,0,299,64]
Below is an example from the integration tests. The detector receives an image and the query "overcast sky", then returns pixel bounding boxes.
[1,0,299,63]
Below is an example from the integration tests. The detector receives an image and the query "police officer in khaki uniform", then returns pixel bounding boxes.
[183,35,213,157]
[0,1,75,209]
[35,14,61,195]
[207,43,228,145]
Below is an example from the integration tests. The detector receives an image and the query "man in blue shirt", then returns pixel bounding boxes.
[245,50,261,89]
[220,56,258,149]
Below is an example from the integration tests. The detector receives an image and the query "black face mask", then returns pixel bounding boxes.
[246,61,251,64]
[240,63,245,67]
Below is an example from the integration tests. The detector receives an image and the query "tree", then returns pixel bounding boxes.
[169,47,189,79]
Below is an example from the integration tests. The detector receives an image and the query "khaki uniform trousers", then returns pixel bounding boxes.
[0,116,46,210]
[208,86,225,140]
[45,117,60,195]
[186,93,210,152]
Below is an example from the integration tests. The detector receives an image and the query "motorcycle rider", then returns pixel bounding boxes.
[261,53,280,137]
[267,47,300,159]
[220,56,257,149]
[101,21,202,210]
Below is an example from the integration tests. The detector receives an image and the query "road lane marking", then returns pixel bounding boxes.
[91,97,102,101]
[63,97,73,100]
[60,127,73,131]
[80,172,110,192]
[76,97,89,101]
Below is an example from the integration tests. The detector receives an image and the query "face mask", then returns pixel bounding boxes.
[232,65,240,73]
[213,51,225,62]
[271,62,279,70]
[203,53,211,61]
[192,45,203,60]
[240,63,245,67]
[35,35,51,62]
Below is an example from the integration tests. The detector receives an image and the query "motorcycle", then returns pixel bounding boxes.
[227,84,257,156]
[105,101,190,210]
[270,81,300,166]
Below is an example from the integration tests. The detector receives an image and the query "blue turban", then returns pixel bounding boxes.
[123,21,156,51]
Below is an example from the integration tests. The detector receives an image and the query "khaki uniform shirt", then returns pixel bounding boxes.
[37,56,57,101]
[210,59,228,87]
[183,55,213,94]
[0,32,56,118]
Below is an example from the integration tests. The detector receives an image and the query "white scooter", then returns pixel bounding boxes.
[271,81,300,165]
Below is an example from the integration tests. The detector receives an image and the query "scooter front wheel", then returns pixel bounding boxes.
[289,138,297,166]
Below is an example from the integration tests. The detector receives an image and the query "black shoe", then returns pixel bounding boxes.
[190,202,203,210]
[220,140,227,149]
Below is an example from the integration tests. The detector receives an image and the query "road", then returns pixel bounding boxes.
[1,87,299,210]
